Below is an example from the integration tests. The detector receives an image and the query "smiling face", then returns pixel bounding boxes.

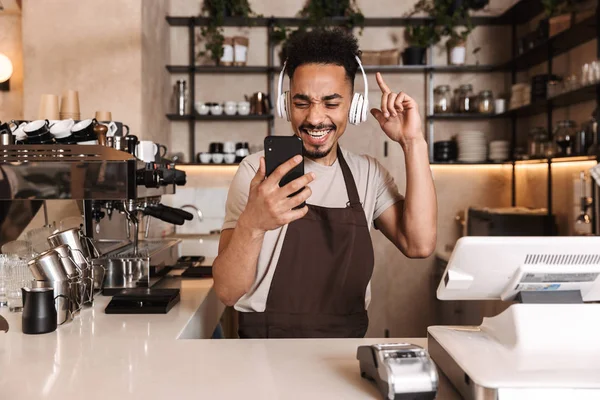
[289,63,352,163]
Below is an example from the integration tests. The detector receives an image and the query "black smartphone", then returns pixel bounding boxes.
[264,135,305,209]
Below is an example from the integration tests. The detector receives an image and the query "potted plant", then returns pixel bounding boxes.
[271,0,365,64]
[407,0,486,66]
[196,0,256,64]
[541,0,576,38]
[403,25,440,65]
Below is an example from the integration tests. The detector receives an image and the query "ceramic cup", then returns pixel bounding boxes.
[23,120,51,137]
[224,101,237,116]
[135,140,158,163]
[197,152,212,164]
[224,153,236,164]
[50,119,75,139]
[237,101,250,116]
[195,102,210,116]
[71,119,97,138]
[223,141,236,154]
[11,122,28,140]
[210,104,223,116]
[212,153,224,164]
[104,121,129,137]
[494,99,506,114]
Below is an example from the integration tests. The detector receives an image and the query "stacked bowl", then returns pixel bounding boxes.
[457,131,487,163]
[433,141,458,162]
[489,141,510,162]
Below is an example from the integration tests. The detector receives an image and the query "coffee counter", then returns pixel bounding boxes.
[0,276,460,399]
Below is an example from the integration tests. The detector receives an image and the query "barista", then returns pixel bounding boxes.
[212,28,437,338]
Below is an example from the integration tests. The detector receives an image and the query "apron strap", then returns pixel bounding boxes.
[336,146,362,208]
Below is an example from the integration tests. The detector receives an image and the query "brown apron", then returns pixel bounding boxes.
[239,147,375,338]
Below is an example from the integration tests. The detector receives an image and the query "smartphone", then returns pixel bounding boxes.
[264,135,305,209]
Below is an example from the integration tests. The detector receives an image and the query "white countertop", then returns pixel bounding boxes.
[0,276,460,399]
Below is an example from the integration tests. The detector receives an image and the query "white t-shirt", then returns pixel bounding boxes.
[222,147,404,312]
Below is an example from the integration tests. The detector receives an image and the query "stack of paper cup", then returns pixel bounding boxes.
[38,94,60,120]
[59,90,80,120]
[95,111,112,122]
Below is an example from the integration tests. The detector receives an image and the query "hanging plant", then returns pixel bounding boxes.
[196,0,257,64]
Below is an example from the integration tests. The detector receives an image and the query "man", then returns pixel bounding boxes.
[213,28,437,338]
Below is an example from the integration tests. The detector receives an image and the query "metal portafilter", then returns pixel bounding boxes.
[142,205,187,226]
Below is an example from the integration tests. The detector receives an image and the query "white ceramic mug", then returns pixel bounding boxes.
[224,153,236,164]
[224,101,237,116]
[224,141,236,154]
[210,104,223,116]
[50,119,75,139]
[237,101,250,116]
[212,153,224,164]
[135,140,158,163]
[195,102,210,116]
[494,99,506,114]
[198,153,211,164]
[12,122,27,140]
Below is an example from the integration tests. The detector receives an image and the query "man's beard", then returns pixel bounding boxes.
[303,143,334,159]
[299,122,336,159]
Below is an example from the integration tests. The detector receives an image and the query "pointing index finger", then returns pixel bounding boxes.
[376,72,391,94]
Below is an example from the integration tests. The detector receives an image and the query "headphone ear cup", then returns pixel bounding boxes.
[277,91,285,118]
[349,93,359,125]
[355,94,364,125]
[361,97,369,123]
[285,91,291,121]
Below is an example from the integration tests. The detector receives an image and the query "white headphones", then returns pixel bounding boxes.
[276,55,369,125]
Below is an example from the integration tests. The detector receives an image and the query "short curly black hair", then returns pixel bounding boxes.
[284,28,360,88]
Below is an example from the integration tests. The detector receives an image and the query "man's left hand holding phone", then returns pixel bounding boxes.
[237,146,314,236]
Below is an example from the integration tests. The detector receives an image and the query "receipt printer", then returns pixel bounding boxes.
[357,343,438,400]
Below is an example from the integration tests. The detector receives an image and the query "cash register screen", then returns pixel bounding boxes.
[437,236,600,302]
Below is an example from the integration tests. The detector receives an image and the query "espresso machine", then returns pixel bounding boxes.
[0,144,189,303]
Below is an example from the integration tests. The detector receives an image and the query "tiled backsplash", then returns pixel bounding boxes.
[164,187,229,234]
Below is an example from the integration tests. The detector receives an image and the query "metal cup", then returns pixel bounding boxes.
[36,280,72,325]
[47,228,97,304]
[52,244,80,278]
[1,132,14,145]
[28,249,69,282]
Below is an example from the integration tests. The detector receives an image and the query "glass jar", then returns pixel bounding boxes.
[554,120,577,156]
[457,84,474,113]
[433,85,452,114]
[451,88,461,113]
[527,126,548,158]
[477,90,495,113]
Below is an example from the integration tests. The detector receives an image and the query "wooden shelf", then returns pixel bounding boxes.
[431,161,511,165]
[166,16,500,28]
[512,15,596,71]
[167,64,509,75]
[166,65,271,74]
[363,64,507,73]
[167,114,274,121]
[427,113,508,120]
[515,156,597,164]
[495,0,546,25]
[502,83,600,118]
